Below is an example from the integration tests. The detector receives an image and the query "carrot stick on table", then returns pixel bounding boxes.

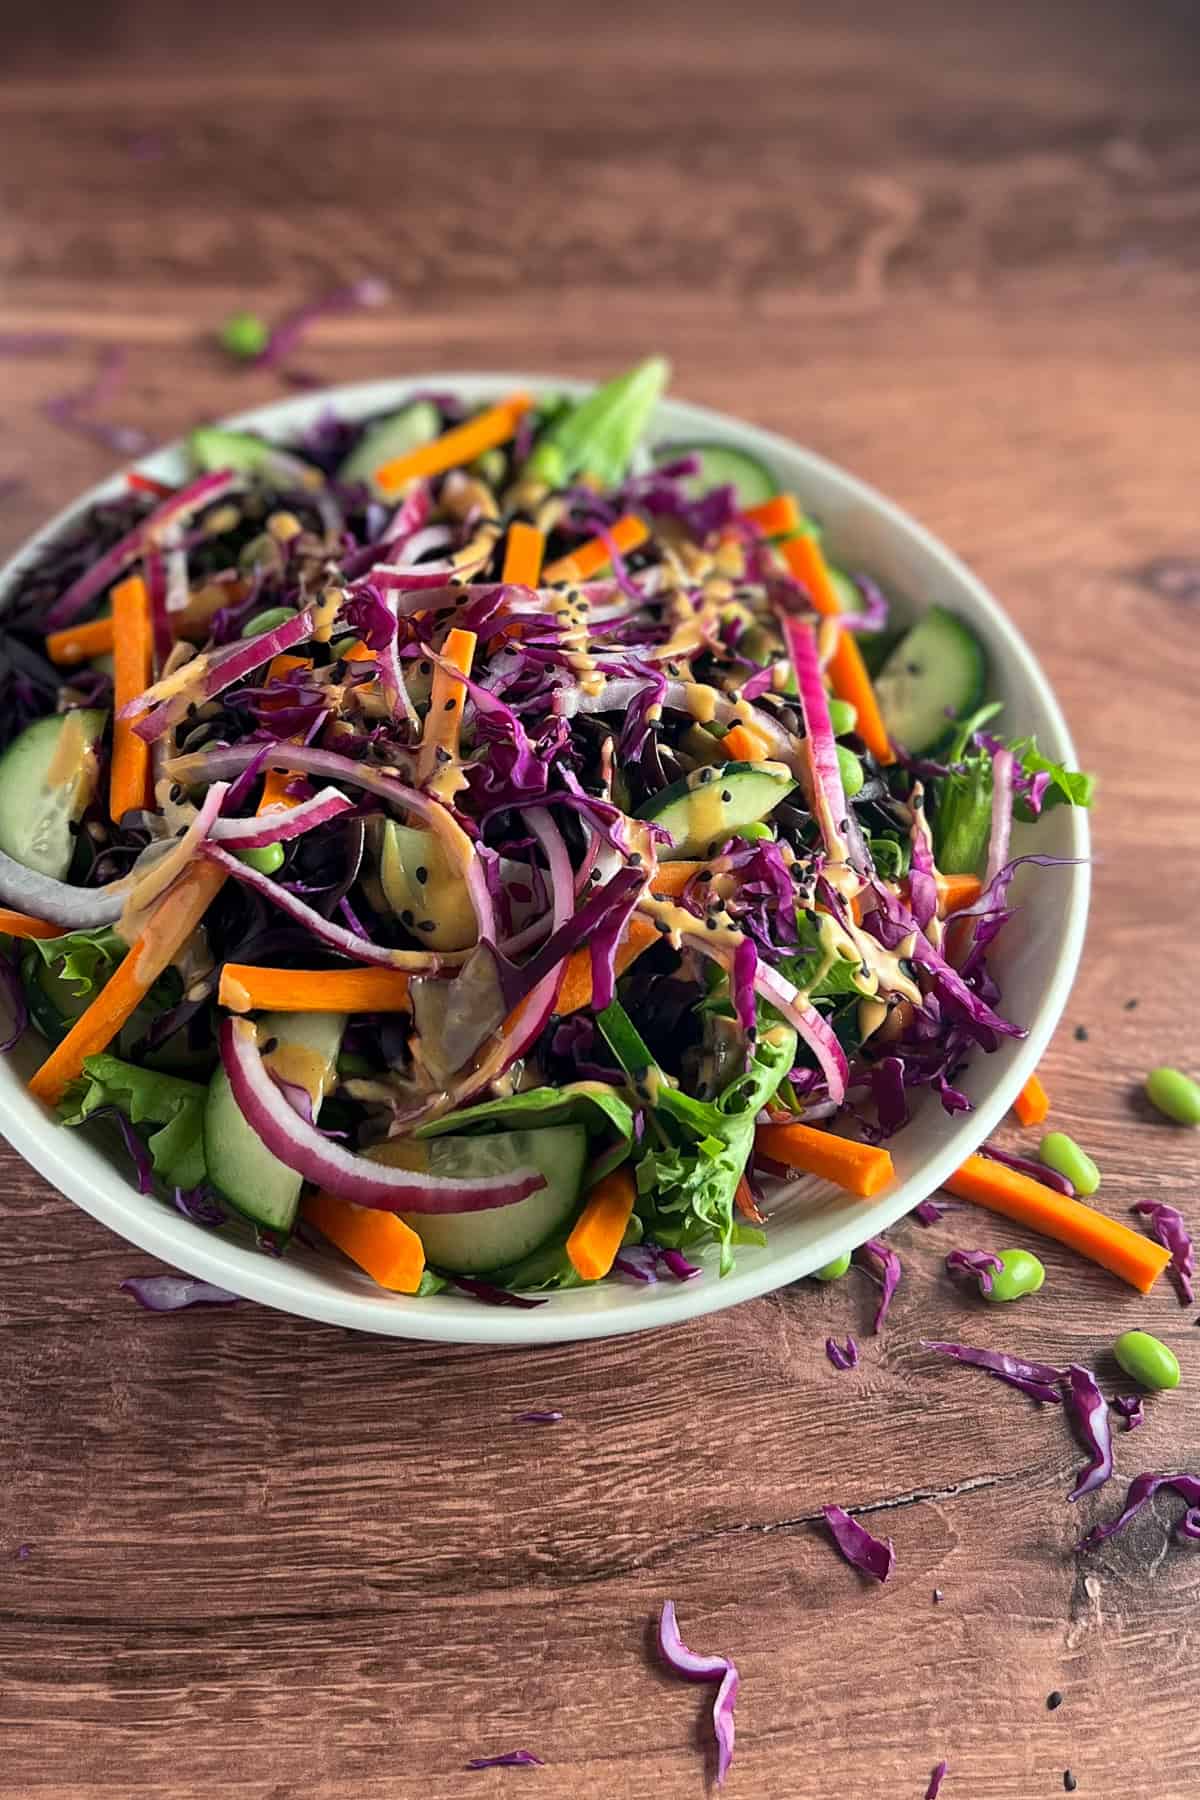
[372,393,532,498]
[109,574,154,821]
[755,1122,896,1198]
[28,861,228,1106]
[45,617,115,667]
[501,521,545,586]
[567,1167,637,1281]
[742,494,801,538]
[302,1191,426,1293]
[416,627,476,783]
[781,534,895,766]
[944,1153,1171,1294]
[1012,1073,1050,1128]
[542,514,649,584]
[219,965,412,1014]
[0,909,65,941]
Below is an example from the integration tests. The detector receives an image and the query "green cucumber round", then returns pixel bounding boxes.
[0,710,106,879]
[653,442,778,509]
[873,607,986,753]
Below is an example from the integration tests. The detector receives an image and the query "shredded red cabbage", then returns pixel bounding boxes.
[1131,1201,1195,1306]
[465,1750,545,1770]
[821,1504,895,1582]
[657,1599,738,1786]
[922,1340,1063,1405]
[1063,1365,1114,1502]
[945,1248,1003,1297]
[913,1196,959,1227]
[1112,1394,1145,1432]
[514,1410,563,1424]
[120,1276,238,1311]
[925,1760,949,1800]
[982,1142,1076,1197]
[857,1237,901,1333]
[255,277,389,370]
[826,1335,859,1371]
[1078,1472,1200,1553]
[449,1277,547,1309]
[0,947,28,1052]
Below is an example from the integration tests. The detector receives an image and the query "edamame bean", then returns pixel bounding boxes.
[813,1250,852,1281]
[835,745,865,799]
[828,698,858,737]
[218,310,269,359]
[1113,1329,1180,1392]
[1145,1066,1200,1127]
[1038,1131,1100,1195]
[240,605,297,638]
[735,821,775,844]
[235,843,286,876]
[984,1247,1046,1304]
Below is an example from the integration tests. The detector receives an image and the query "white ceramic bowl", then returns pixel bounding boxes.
[0,375,1089,1342]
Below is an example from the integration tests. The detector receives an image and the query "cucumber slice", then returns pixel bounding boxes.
[369,1125,588,1274]
[873,607,987,753]
[377,821,475,952]
[337,402,442,499]
[0,710,106,879]
[637,760,795,859]
[828,565,865,615]
[653,442,777,509]
[205,1010,346,1235]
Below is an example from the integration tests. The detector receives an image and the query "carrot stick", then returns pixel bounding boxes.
[28,861,227,1105]
[256,654,314,812]
[944,1153,1171,1294]
[45,617,115,667]
[735,1174,766,1224]
[566,1166,637,1280]
[302,1191,426,1293]
[109,574,154,821]
[742,494,801,538]
[937,872,982,916]
[1012,1073,1050,1128]
[416,627,476,783]
[219,964,412,1014]
[781,535,895,766]
[501,520,545,586]
[556,916,659,1015]
[721,721,771,763]
[0,908,65,940]
[372,392,532,498]
[542,514,649,583]
[648,861,705,896]
[754,1122,895,1197]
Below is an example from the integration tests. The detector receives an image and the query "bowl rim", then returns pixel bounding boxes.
[0,372,1090,1342]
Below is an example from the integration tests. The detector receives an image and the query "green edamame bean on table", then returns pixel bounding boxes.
[1039,1131,1100,1195]
[985,1248,1046,1304]
[1145,1066,1200,1127]
[813,1250,852,1282]
[1113,1329,1180,1392]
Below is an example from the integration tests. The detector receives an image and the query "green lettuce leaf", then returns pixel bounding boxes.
[1008,736,1096,820]
[27,926,126,998]
[523,356,670,488]
[59,1053,208,1189]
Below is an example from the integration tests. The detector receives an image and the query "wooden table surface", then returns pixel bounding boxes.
[2,3,1199,1795]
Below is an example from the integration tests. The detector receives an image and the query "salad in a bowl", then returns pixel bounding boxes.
[0,359,1092,1302]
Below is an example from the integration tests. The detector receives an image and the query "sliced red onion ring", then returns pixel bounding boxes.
[202,842,450,971]
[45,469,242,630]
[209,785,354,849]
[220,1016,545,1212]
[780,611,848,861]
[749,959,849,1105]
[984,746,1015,888]
[0,849,130,928]
[657,1600,738,1787]
[129,608,316,743]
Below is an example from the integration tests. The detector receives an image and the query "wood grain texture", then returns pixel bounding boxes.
[2,2,1199,1795]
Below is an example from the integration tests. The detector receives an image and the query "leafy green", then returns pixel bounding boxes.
[1009,736,1096,820]
[776,911,872,1002]
[59,1053,207,1189]
[597,1000,796,1275]
[523,356,670,488]
[416,1081,635,1183]
[932,751,992,874]
[868,835,909,880]
[27,927,126,998]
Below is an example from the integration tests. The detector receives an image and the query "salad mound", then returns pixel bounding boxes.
[0,360,1092,1300]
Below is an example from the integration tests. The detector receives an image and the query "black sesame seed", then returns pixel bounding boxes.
[415,866,429,884]
[401,909,414,926]
[628,852,642,867]
[1047,1692,1063,1711]
[419,660,431,675]
[696,870,713,882]
[654,918,671,934]
[705,917,717,931]
[721,789,732,803]
[418,920,436,933]
[443,698,457,712]
[261,1037,279,1056]
[436,747,452,764]
[1124,998,1138,1010]
[747,1026,758,1040]
[699,768,715,784]
[1074,1026,1088,1042]
[588,869,602,884]
[169,783,185,803]
[1063,1774,1077,1793]
[650,891,667,903]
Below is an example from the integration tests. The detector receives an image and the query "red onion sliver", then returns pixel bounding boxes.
[657,1600,738,1787]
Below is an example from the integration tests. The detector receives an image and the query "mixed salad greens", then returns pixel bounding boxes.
[0,358,1093,1300]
